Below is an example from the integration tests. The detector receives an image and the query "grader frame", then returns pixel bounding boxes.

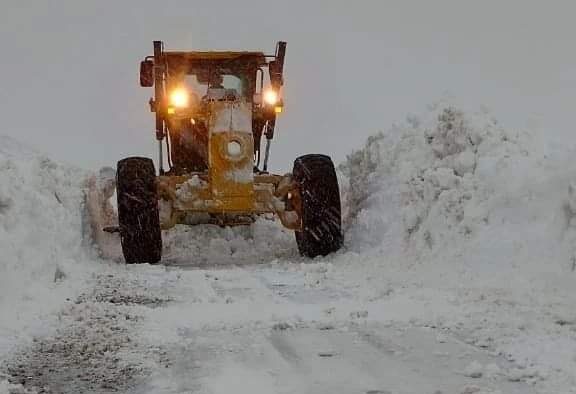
[110,41,342,264]
[139,41,299,230]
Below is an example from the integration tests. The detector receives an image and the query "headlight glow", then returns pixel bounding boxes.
[263,89,278,105]
[169,88,189,108]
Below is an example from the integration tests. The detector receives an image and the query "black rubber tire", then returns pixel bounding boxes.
[293,154,343,257]
[116,157,162,264]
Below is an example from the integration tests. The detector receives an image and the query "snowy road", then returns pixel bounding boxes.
[122,263,538,394]
[3,261,538,394]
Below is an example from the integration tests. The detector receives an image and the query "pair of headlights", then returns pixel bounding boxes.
[167,88,280,109]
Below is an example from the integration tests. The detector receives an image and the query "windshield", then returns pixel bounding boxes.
[183,73,246,98]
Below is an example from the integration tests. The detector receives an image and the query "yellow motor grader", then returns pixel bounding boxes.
[113,41,342,263]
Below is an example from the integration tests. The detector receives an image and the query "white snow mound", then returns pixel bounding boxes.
[0,136,94,356]
[341,104,576,280]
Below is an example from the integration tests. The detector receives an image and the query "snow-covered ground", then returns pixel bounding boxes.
[1,104,576,393]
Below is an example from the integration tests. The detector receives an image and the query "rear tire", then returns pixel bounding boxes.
[116,157,162,264]
[293,154,343,257]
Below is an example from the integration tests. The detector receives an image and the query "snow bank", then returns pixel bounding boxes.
[0,136,95,357]
[341,103,576,280]
[338,104,576,390]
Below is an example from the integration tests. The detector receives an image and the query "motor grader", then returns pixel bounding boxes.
[114,41,342,263]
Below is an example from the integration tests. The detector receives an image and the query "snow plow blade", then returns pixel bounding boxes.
[84,167,122,260]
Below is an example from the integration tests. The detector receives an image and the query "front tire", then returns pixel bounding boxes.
[116,157,162,264]
[293,154,343,257]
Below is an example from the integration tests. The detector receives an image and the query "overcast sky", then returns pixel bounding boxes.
[1,1,575,171]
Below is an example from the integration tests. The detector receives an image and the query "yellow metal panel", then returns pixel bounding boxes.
[208,102,255,212]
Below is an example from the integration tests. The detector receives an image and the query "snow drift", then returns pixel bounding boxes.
[0,136,94,356]
[341,103,576,280]
[337,104,576,391]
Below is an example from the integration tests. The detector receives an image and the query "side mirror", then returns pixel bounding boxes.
[140,60,154,87]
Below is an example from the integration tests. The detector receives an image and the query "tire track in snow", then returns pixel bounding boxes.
[1,268,178,394]
[129,264,538,394]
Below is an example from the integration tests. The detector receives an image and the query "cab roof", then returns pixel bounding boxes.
[164,51,268,64]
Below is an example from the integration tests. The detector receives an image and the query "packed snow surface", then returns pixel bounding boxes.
[2,103,576,393]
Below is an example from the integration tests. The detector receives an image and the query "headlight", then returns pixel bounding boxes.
[169,88,189,108]
[263,89,278,105]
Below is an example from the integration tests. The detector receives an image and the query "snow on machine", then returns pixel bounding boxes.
[90,41,342,263]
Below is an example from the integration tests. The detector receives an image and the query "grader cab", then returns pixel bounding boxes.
[115,41,342,264]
